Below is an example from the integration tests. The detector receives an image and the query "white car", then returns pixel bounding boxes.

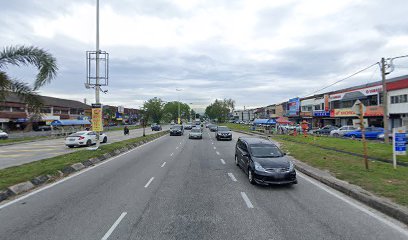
[65,131,107,148]
[189,128,203,139]
[0,130,8,139]
[330,125,358,137]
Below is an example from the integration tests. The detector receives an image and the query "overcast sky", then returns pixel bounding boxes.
[2,0,408,111]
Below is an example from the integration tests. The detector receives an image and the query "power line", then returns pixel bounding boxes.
[304,62,379,97]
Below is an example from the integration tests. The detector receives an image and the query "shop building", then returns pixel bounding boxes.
[387,76,408,129]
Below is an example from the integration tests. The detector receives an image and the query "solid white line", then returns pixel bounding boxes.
[216,151,220,155]
[144,177,155,188]
[101,212,127,240]
[0,135,166,210]
[161,162,166,168]
[240,192,254,208]
[227,173,237,182]
[170,153,174,156]
[298,172,408,237]
[220,159,226,165]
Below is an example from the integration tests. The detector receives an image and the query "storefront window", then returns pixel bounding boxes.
[11,107,25,112]
[40,108,51,114]
[0,106,10,112]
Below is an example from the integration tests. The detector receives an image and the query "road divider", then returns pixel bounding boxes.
[0,131,169,204]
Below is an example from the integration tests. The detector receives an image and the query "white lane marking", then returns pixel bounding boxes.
[220,159,226,165]
[216,151,220,155]
[298,172,408,237]
[176,146,179,149]
[101,212,127,240]
[180,142,182,145]
[161,162,166,168]
[213,146,216,150]
[211,142,214,145]
[0,135,167,210]
[144,177,155,188]
[170,153,174,156]
[240,192,254,208]
[228,173,237,182]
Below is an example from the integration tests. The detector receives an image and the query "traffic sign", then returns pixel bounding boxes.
[393,126,406,169]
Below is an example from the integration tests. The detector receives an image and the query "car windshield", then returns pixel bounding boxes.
[191,128,201,133]
[218,127,229,131]
[250,144,283,158]
[171,126,181,130]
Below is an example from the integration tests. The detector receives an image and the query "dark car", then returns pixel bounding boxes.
[216,126,232,141]
[235,137,297,185]
[314,125,338,135]
[209,124,217,132]
[344,127,384,139]
[169,125,184,136]
[35,125,52,131]
[151,124,162,131]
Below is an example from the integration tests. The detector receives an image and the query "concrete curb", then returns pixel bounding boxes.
[0,131,169,204]
[232,129,408,225]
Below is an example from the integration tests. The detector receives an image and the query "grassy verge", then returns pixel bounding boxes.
[225,123,408,206]
[103,125,142,132]
[0,131,167,191]
[277,137,408,207]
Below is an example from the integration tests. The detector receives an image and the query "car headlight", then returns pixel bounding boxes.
[378,133,384,138]
[289,161,294,171]
[254,162,266,172]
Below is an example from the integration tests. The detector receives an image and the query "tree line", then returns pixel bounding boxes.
[205,98,235,123]
[142,97,195,124]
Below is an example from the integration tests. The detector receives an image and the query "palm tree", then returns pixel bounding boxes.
[0,45,58,112]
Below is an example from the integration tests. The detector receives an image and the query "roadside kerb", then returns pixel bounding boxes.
[1,131,169,204]
[232,129,408,225]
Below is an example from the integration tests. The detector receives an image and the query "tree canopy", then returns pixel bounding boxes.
[205,98,235,123]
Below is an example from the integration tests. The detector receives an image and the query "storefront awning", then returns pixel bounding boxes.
[253,119,276,125]
[51,120,91,126]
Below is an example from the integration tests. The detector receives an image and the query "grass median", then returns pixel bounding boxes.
[0,131,168,191]
[225,123,408,207]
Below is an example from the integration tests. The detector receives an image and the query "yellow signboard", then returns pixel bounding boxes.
[92,107,103,132]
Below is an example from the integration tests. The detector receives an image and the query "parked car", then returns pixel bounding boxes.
[169,125,184,136]
[216,126,232,141]
[151,124,162,131]
[377,132,408,141]
[313,125,338,135]
[330,125,358,137]
[209,124,218,132]
[65,131,107,148]
[235,137,297,185]
[189,128,203,139]
[0,130,8,139]
[35,125,52,131]
[343,127,384,139]
[184,123,193,130]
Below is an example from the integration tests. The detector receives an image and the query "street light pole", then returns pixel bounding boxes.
[176,89,181,124]
[95,0,101,148]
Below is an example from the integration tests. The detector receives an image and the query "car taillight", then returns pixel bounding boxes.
[78,136,85,140]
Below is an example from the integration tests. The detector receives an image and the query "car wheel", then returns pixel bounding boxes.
[235,155,239,166]
[248,168,255,185]
[86,139,92,147]
[102,137,107,143]
[333,133,339,137]
[68,146,75,148]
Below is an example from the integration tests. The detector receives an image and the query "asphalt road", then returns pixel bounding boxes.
[0,126,169,169]
[0,128,407,240]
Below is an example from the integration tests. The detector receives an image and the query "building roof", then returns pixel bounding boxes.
[5,93,90,109]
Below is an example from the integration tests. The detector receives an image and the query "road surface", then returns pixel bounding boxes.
[0,128,407,240]
[0,126,169,169]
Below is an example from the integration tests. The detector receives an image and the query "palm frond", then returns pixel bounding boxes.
[0,45,58,90]
[0,71,11,101]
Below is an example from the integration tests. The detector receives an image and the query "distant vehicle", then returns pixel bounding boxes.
[209,124,217,132]
[216,126,232,141]
[235,137,297,185]
[343,127,384,139]
[194,119,201,126]
[0,130,8,139]
[65,131,107,148]
[184,123,193,130]
[313,125,338,135]
[330,125,358,137]
[34,125,52,131]
[189,128,203,139]
[151,124,162,131]
[170,125,184,136]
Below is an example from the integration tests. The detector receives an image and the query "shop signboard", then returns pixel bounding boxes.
[300,112,312,117]
[331,106,383,117]
[313,111,330,117]
[364,106,384,116]
[329,85,383,101]
[288,98,300,116]
[91,103,103,132]
[116,112,123,121]
[324,94,329,111]
[393,126,406,169]
[332,108,356,117]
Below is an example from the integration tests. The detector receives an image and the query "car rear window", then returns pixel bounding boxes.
[69,133,85,137]
[218,127,229,131]
[250,144,283,158]
[191,128,201,132]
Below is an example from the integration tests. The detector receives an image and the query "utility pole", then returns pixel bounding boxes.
[95,0,101,149]
[359,103,369,170]
[176,89,181,124]
[381,57,389,144]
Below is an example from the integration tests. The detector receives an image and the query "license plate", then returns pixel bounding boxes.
[69,139,75,141]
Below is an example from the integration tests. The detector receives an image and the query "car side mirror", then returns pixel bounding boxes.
[283,153,287,155]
